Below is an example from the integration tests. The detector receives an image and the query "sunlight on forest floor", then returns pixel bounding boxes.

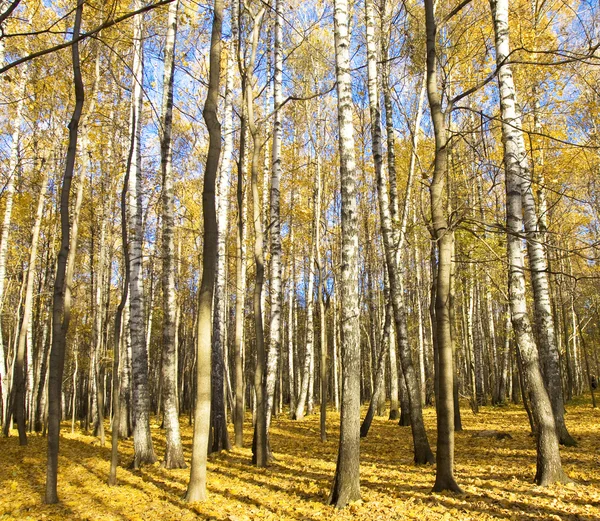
[1,400,599,520]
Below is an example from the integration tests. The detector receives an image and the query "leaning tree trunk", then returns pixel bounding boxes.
[424,0,461,492]
[108,111,136,486]
[184,0,222,501]
[328,0,361,507]
[45,0,84,504]
[368,0,433,466]
[516,92,576,448]
[490,0,570,486]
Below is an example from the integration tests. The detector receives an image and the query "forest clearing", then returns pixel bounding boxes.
[2,400,600,521]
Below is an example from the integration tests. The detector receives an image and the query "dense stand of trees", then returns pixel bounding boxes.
[0,0,599,509]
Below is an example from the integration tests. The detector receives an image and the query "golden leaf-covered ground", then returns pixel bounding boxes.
[1,400,599,520]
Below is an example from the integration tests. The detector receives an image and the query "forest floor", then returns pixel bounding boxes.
[1,399,599,521]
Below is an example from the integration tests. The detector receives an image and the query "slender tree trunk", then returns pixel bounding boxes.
[108,110,136,486]
[210,39,234,455]
[0,69,27,427]
[295,211,316,421]
[9,168,49,444]
[490,0,569,485]
[329,0,361,506]
[266,0,283,444]
[517,95,576,448]
[128,0,156,468]
[184,0,222,500]
[45,0,84,503]
[360,298,391,437]
[370,0,433,465]
[425,0,461,492]
[160,0,186,468]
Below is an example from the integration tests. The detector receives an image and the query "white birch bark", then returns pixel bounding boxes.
[160,0,186,468]
[128,0,155,466]
[210,37,233,454]
[490,0,569,485]
[328,0,361,506]
[266,0,283,436]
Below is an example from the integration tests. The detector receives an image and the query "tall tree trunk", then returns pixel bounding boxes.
[210,39,233,455]
[108,109,136,486]
[128,0,156,468]
[45,0,84,503]
[369,0,433,465]
[424,0,461,492]
[184,0,222,500]
[328,0,361,506]
[490,0,569,486]
[9,168,49,444]
[517,100,576,447]
[266,0,283,443]
[160,0,186,468]
[0,68,27,426]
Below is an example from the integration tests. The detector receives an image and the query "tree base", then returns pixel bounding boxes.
[432,476,463,494]
[414,447,435,465]
[534,467,572,486]
[162,453,187,469]
[184,486,207,503]
[559,432,577,448]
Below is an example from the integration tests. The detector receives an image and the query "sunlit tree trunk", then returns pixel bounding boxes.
[184,0,222,500]
[0,68,27,425]
[266,0,283,442]
[328,0,361,506]
[425,0,461,492]
[369,0,433,465]
[490,0,570,485]
[159,0,186,468]
[9,168,49,444]
[45,0,84,503]
[295,196,316,421]
[128,0,156,467]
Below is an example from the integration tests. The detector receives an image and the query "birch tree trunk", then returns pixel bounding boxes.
[490,0,570,485]
[160,0,186,468]
[294,199,315,421]
[0,69,26,424]
[424,0,461,492]
[184,0,222,500]
[45,0,84,503]
[368,0,433,465]
[9,168,49,445]
[328,0,361,506]
[265,0,283,441]
[517,100,576,447]
[128,0,156,467]
[210,38,233,455]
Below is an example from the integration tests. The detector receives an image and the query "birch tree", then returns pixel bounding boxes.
[424,0,461,492]
[184,0,222,500]
[160,0,186,468]
[328,0,361,506]
[489,0,570,486]
[128,0,156,467]
[45,0,84,503]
